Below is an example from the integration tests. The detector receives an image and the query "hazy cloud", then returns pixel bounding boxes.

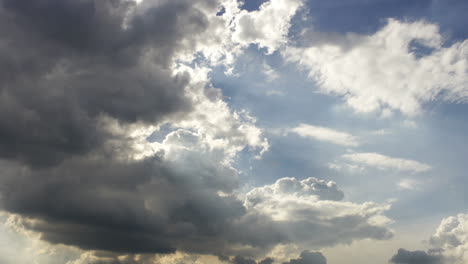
[291,124,360,147]
[342,152,432,173]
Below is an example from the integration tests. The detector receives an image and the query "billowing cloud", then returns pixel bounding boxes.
[390,213,468,264]
[428,213,468,263]
[230,0,303,53]
[285,19,468,116]
[291,124,359,147]
[0,0,209,167]
[244,177,393,248]
[342,152,432,173]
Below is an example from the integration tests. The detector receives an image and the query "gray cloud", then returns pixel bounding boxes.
[282,251,327,264]
[0,153,249,255]
[0,0,213,167]
[231,256,274,264]
[230,251,326,264]
[389,249,445,264]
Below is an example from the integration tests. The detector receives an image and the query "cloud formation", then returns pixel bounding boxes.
[389,249,445,264]
[285,19,468,116]
[429,213,468,263]
[0,0,410,263]
[282,251,327,264]
[291,124,359,147]
[342,152,432,173]
[244,177,392,247]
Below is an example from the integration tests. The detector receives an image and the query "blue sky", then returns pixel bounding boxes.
[0,0,467,263]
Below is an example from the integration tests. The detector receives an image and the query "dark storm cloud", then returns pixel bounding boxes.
[231,256,274,264]
[389,249,445,264]
[0,0,273,256]
[0,0,212,167]
[0,154,249,254]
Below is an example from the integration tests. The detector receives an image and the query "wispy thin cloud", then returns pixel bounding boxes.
[291,124,360,147]
[342,152,432,173]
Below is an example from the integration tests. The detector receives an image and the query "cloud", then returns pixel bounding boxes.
[389,249,445,264]
[429,213,468,263]
[342,152,432,173]
[390,213,468,264]
[291,124,360,147]
[397,179,420,190]
[0,0,212,167]
[231,0,303,53]
[228,251,325,264]
[231,256,273,264]
[285,19,468,116]
[0,0,396,263]
[244,177,393,248]
[282,251,327,264]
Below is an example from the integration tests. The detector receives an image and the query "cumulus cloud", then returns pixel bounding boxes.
[230,0,303,53]
[291,124,360,147]
[428,213,468,263]
[244,177,393,248]
[342,152,432,173]
[390,213,468,264]
[285,19,468,116]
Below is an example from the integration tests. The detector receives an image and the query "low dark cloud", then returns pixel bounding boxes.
[230,252,326,264]
[389,249,445,264]
[0,153,251,254]
[282,251,327,264]
[230,256,274,264]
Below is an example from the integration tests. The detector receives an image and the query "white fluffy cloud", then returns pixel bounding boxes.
[170,0,304,70]
[285,19,468,116]
[429,213,468,263]
[244,177,393,248]
[231,0,303,53]
[342,152,432,173]
[291,124,360,147]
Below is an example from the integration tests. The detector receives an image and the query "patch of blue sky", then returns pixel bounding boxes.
[209,0,468,239]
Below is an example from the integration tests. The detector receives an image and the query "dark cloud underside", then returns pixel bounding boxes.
[0,0,206,167]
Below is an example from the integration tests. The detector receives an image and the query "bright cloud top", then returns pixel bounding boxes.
[291,124,360,147]
[285,19,468,116]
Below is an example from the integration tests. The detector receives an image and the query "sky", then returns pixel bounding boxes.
[0,0,467,264]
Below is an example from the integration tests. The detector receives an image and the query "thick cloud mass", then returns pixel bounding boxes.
[0,0,211,166]
[0,154,246,254]
[0,0,396,262]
